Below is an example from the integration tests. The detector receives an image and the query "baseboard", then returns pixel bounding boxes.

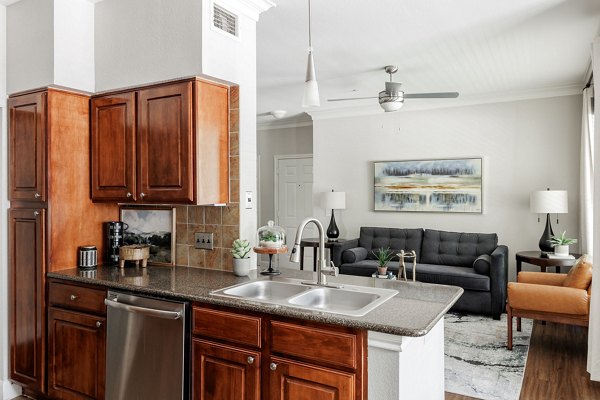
[1,380,21,400]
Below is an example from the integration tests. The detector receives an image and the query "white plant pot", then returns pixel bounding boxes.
[233,258,251,277]
[554,245,569,256]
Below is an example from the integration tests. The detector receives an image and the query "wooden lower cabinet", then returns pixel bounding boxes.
[192,305,366,400]
[192,339,260,400]
[47,307,106,400]
[268,356,356,400]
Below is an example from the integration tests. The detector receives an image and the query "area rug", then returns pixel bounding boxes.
[444,312,533,400]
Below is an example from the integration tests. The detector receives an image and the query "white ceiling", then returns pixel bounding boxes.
[256,0,600,121]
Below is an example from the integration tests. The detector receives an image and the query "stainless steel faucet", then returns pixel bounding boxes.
[290,217,340,287]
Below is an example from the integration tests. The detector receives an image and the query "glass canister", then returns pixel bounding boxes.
[256,220,286,249]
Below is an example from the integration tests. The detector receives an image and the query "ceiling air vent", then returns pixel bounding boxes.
[213,4,238,37]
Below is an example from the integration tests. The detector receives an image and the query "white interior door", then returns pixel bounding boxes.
[276,156,314,269]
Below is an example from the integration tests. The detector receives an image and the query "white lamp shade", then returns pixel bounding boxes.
[380,101,403,112]
[324,191,346,210]
[301,51,320,107]
[530,190,568,214]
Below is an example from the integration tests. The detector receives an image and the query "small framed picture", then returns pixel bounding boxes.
[120,206,176,266]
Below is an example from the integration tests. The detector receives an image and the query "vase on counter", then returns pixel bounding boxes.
[233,258,251,277]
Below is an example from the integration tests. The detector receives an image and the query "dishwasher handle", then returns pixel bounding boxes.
[105,298,182,320]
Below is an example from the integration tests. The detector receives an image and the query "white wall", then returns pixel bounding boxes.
[0,5,19,398]
[6,0,54,93]
[54,0,94,92]
[94,0,203,91]
[313,95,582,281]
[257,125,313,224]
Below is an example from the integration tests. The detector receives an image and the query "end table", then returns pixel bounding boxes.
[515,251,582,274]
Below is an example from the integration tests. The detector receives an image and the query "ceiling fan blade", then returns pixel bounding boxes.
[328,96,378,102]
[404,92,459,99]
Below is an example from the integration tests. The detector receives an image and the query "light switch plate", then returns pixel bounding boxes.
[194,232,214,250]
[245,191,253,209]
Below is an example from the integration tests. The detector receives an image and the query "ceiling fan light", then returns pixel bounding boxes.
[378,90,404,112]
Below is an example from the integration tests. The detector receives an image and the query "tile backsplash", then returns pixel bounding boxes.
[174,85,240,271]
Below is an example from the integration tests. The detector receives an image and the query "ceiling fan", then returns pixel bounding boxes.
[328,65,459,112]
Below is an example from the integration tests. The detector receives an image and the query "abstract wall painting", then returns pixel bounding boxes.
[374,158,482,213]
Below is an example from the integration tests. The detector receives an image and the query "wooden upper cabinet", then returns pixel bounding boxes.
[9,208,46,392]
[138,82,194,203]
[9,92,47,202]
[90,78,229,204]
[91,92,136,202]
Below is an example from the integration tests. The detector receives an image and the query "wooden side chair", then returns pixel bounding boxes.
[506,256,592,350]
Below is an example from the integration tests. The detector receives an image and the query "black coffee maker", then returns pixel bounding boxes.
[105,221,128,266]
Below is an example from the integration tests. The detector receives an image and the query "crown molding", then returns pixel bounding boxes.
[306,84,583,121]
[257,113,313,131]
[214,0,275,21]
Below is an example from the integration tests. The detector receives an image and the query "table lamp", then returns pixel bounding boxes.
[324,190,346,241]
[530,188,568,252]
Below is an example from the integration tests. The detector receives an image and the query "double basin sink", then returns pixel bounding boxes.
[210,278,398,317]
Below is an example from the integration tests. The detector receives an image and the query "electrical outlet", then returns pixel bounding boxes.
[194,232,214,250]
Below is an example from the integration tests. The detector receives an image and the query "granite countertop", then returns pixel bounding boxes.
[48,265,463,337]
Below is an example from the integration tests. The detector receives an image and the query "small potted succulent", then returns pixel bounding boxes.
[548,231,577,256]
[231,239,252,277]
[373,247,395,276]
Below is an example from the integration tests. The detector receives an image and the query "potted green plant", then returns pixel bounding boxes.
[231,239,252,276]
[372,247,394,275]
[548,231,577,256]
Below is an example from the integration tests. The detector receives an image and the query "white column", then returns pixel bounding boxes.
[368,318,445,399]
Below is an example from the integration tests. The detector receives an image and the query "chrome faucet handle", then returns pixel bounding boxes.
[328,261,339,277]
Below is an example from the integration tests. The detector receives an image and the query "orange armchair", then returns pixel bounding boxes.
[506,270,591,350]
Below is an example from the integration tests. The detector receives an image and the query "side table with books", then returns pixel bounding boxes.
[515,251,582,274]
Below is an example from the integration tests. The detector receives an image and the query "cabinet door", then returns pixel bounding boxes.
[192,339,260,400]
[48,308,106,400]
[268,356,356,400]
[138,82,194,203]
[9,92,47,202]
[90,92,136,202]
[9,208,46,392]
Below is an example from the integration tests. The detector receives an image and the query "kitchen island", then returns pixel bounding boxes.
[48,265,463,399]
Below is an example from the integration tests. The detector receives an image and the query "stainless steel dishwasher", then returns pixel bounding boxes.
[105,291,189,400]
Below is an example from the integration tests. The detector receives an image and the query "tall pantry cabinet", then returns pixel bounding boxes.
[8,88,118,397]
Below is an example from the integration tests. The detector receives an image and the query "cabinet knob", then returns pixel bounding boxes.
[269,362,278,371]
[247,356,254,365]
[33,211,40,216]
[70,295,78,301]
[96,321,102,328]
[126,192,132,198]
[34,193,41,198]
[140,192,146,198]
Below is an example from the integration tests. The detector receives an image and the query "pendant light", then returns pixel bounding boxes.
[301,0,320,107]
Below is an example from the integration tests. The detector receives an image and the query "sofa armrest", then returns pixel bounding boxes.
[330,238,359,267]
[508,282,589,315]
[490,245,509,319]
[517,271,567,286]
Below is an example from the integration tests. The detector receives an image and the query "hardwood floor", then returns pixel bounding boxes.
[446,320,600,400]
[12,320,600,400]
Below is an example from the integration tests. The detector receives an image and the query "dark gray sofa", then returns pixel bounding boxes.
[331,227,508,319]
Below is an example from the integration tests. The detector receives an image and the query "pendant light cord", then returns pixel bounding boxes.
[308,0,312,49]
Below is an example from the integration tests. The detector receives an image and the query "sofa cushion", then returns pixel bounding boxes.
[473,254,491,275]
[409,263,490,291]
[342,247,369,264]
[359,227,424,261]
[340,260,402,277]
[421,229,498,268]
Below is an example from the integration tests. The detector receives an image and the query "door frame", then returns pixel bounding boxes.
[272,154,313,268]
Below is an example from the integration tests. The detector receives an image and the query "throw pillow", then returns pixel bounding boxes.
[563,255,593,289]
[342,247,368,263]
[472,254,491,275]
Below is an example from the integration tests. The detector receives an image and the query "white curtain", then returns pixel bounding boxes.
[581,86,594,254]
[589,36,600,381]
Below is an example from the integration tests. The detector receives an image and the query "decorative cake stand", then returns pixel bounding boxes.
[254,246,288,276]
